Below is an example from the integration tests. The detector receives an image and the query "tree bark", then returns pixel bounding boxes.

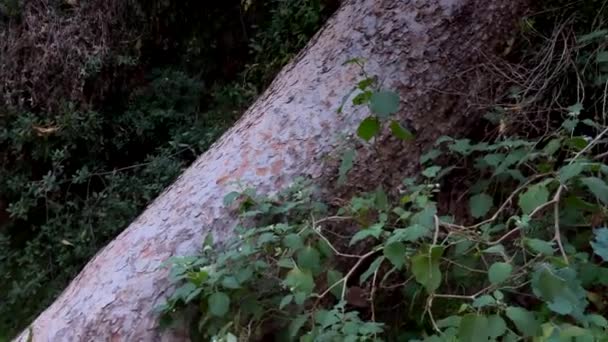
[17,0,527,340]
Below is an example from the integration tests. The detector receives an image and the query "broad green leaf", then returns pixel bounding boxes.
[384,242,406,269]
[283,234,304,250]
[525,238,555,256]
[349,224,383,245]
[338,149,356,185]
[223,191,240,206]
[449,139,472,155]
[472,295,496,308]
[352,90,373,105]
[437,315,462,328]
[360,256,385,284]
[488,262,512,285]
[357,116,381,141]
[469,193,493,219]
[411,245,444,293]
[487,315,507,339]
[288,314,308,338]
[297,246,321,273]
[370,90,400,118]
[357,77,375,90]
[326,270,344,299]
[578,29,608,43]
[567,103,583,116]
[173,283,198,301]
[518,183,550,214]
[420,149,441,164]
[422,166,442,178]
[559,162,585,183]
[208,292,230,317]
[390,120,414,141]
[591,228,608,261]
[386,224,430,244]
[483,244,506,256]
[543,138,562,156]
[294,292,307,305]
[221,276,241,289]
[587,314,608,328]
[483,153,505,168]
[505,306,540,337]
[411,204,437,228]
[581,177,608,205]
[284,268,315,294]
[458,314,490,342]
[279,295,293,309]
[531,265,588,317]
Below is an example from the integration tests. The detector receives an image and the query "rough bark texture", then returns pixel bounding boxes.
[17,0,527,340]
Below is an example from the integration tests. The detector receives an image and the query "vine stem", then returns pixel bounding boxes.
[552,185,568,264]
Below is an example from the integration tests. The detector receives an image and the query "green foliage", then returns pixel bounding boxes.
[162,68,608,341]
[0,0,332,337]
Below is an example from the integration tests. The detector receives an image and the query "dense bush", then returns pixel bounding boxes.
[0,0,336,338]
[159,2,608,341]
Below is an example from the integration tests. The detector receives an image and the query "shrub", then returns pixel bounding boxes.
[159,4,608,341]
[0,0,335,338]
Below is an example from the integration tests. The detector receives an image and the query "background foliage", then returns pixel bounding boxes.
[0,0,336,338]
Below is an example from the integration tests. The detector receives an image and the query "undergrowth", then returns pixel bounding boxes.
[159,4,608,341]
[0,0,335,337]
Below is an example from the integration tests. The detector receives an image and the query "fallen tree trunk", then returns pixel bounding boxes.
[17,0,527,340]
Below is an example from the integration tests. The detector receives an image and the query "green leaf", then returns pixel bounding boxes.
[360,256,385,284]
[483,244,506,256]
[437,315,462,328]
[279,295,293,309]
[357,116,381,141]
[578,29,608,43]
[386,224,430,244]
[223,191,240,206]
[525,238,555,256]
[283,234,304,250]
[518,183,550,214]
[297,246,321,273]
[294,291,307,305]
[412,204,437,228]
[284,268,315,294]
[338,149,356,185]
[357,77,375,90]
[469,193,493,219]
[411,245,444,293]
[487,315,507,339]
[370,90,400,118]
[458,314,490,342]
[488,262,512,285]
[587,314,608,328]
[289,314,308,338]
[531,265,588,317]
[326,270,344,299]
[349,224,383,245]
[559,162,585,183]
[208,292,230,317]
[221,276,241,289]
[352,90,373,105]
[505,306,540,337]
[567,103,583,116]
[420,149,441,164]
[422,166,442,178]
[389,120,414,141]
[384,242,406,269]
[472,295,496,308]
[599,51,608,63]
[591,228,608,261]
[581,177,608,205]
